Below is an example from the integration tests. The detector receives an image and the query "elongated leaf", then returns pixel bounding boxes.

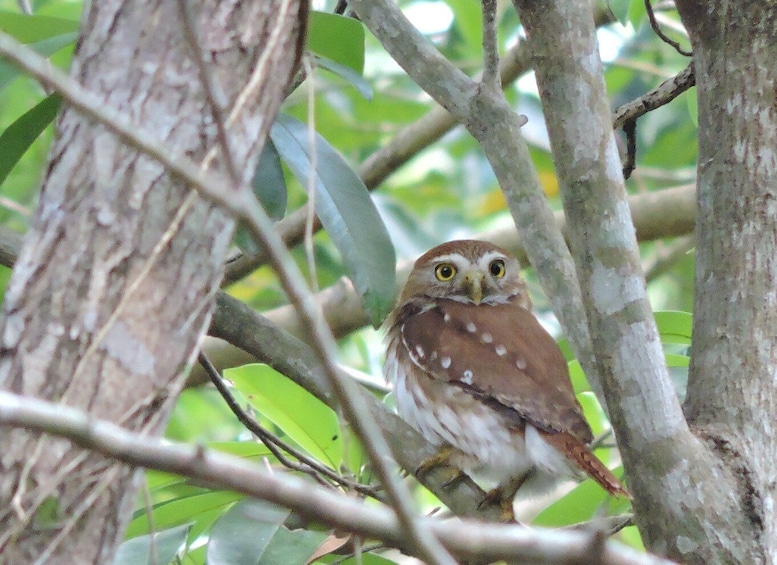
[207,499,289,565]
[252,138,287,220]
[125,491,244,538]
[0,93,61,186]
[113,524,192,565]
[270,114,396,325]
[0,32,77,91]
[308,11,364,74]
[224,363,343,468]
[0,11,80,43]
[313,54,372,100]
[258,525,328,565]
[654,310,693,345]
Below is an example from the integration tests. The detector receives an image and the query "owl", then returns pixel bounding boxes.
[384,240,629,520]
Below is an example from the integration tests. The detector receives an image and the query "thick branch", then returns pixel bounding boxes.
[0,391,675,565]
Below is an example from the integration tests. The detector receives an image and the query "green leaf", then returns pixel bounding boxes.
[225,363,343,469]
[252,138,287,221]
[655,310,693,345]
[270,114,396,326]
[0,32,77,91]
[314,54,373,100]
[0,11,80,43]
[0,93,61,186]
[114,524,192,565]
[206,498,289,565]
[308,11,364,74]
[125,491,244,539]
[607,0,633,26]
[532,477,613,527]
[253,521,328,565]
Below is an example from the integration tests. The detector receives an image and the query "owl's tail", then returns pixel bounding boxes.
[540,430,631,499]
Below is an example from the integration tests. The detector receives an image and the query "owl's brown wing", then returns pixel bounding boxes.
[399,298,593,443]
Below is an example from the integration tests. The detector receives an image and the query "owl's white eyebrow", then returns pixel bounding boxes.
[477,251,508,265]
[430,253,467,264]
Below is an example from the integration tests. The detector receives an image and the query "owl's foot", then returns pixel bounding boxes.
[477,486,516,522]
[414,447,466,489]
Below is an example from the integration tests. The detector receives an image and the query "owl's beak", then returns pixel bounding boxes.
[463,270,484,305]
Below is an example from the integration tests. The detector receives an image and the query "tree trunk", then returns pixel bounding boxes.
[0,0,304,562]
[674,2,777,563]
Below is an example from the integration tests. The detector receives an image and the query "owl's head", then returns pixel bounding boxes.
[400,240,530,306]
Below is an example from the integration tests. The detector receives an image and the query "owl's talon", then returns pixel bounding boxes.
[478,487,517,523]
[440,469,467,489]
[414,446,454,479]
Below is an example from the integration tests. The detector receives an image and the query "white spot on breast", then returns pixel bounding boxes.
[495,345,507,356]
[430,351,438,361]
[466,322,477,333]
[444,313,451,323]
[462,369,473,384]
[515,358,527,370]
[481,333,493,343]
[415,345,425,358]
[441,356,452,369]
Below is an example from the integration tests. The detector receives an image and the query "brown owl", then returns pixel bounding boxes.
[384,240,628,520]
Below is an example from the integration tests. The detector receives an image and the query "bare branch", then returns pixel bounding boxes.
[613,63,696,130]
[644,0,692,57]
[0,391,676,565]
[480,0,501,90]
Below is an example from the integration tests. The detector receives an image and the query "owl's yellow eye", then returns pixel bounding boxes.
[434,263,457,281]
[489,259,506,278]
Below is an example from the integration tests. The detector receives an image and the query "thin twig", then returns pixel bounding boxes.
[644,0,692,57]
[622,119,637,179]
[197,351,382,499]
[481,0,501,90]
[613,63,695,130]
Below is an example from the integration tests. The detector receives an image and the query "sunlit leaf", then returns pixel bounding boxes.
[113,523,192,565]
[0,11,79,43]
[125,491,244,539]
[270,114,396,326]
[225,363,344,469]
[655,310,693,345]
[308,11,364,74]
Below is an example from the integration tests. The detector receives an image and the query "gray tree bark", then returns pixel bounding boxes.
[675,2,777,563]
[0,0,303,562]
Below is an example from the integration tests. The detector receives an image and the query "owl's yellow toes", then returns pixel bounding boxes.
[476,487,516,522]
[414,446,466,489]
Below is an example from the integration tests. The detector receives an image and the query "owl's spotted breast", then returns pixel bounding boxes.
[397,297,592,442]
